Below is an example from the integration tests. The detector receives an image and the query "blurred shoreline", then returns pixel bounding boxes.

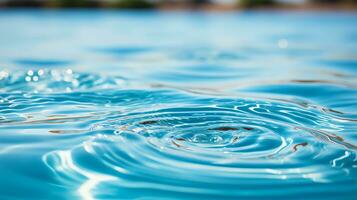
[158,3,357,11]
[1,1,357,11]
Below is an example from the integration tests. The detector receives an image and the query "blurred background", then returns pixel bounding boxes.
[0,0,356,9]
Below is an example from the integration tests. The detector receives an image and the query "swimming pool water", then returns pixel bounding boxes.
[0,10,356,200]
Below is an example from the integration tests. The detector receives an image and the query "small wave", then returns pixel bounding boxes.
[0,68,126,93]
[28,89,355,199]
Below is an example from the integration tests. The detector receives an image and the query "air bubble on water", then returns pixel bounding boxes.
[210,135,223,143]
[192,134,209,143]
[38,69,44,76]
[27,70,34,76]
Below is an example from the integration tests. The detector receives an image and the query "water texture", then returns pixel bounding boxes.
[0,10,356,200]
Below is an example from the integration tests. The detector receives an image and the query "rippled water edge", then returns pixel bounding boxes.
[0,68,356,200]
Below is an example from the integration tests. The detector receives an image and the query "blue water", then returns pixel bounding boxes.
[0,10,356,200]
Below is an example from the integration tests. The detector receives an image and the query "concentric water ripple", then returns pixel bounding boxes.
[0,68,356,199]
[0,70,356,199]
[0,66,356,200]
[5,82,346,199]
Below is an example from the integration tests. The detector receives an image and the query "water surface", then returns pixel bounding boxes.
[0,10,356,200]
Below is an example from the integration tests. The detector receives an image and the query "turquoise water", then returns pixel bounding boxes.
[0,10,356,200]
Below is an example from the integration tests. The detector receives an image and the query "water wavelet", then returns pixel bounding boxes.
[34,89,356,199]
[0,69,126,93]
[14,59,73,68]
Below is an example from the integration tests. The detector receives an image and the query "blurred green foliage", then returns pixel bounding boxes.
[190,0,211,5]
[238,0,276,8]
[112,0,154,9]
[50,0,98,8]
